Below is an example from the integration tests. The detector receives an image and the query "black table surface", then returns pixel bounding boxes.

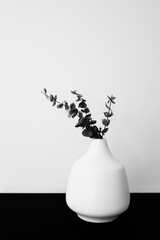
[0,193,159,239]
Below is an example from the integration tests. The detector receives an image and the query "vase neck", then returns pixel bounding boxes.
[87,138,112,157]
[90,138,109,149]
[80,138,116,165]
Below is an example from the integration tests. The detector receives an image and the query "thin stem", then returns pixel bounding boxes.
[100,99,112,137]
[107,100,112,122]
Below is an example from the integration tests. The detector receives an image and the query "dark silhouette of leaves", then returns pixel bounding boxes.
[75,117,90,128]
[90,120,97,125]
[70,103,76,110]
[102,128,108,135]
[64,102,69,111]
[57,103,63,109]
[50,95,54,102]
[90,126,102,139]
[52,95,57,106]
[82,127,92,138]
[42,88,116,139]
[80,117,90,128]
[68,108,78,118]
[81,108,90,113]
[75,118,83,127]
[78,111,83,119]
[85,113,91,118]
[76,95,82,102]
[78,100,87,108]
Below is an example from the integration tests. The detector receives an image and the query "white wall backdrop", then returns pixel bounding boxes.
[0,0,160,192]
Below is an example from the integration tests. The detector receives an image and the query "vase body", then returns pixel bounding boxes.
[66,139,130,223]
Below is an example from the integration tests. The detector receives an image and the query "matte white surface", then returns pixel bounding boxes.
[0,0,160,192]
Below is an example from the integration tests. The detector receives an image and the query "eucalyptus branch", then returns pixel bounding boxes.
[42,88,116,139]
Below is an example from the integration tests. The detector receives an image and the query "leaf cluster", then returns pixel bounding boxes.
[41,89,116,139]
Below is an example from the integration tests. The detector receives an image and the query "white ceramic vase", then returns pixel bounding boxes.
[66,138,130,223]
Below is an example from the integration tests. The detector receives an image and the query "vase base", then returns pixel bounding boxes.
[77,214,117,223]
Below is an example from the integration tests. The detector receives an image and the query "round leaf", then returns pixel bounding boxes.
[78,101,87,108]
[70,103,76,110]
[102,119,110,126]
[82,128,92,138]
[90,120,97,125]
[64,102,69,111]
[57,103,63,109]
[50,95,54,102]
